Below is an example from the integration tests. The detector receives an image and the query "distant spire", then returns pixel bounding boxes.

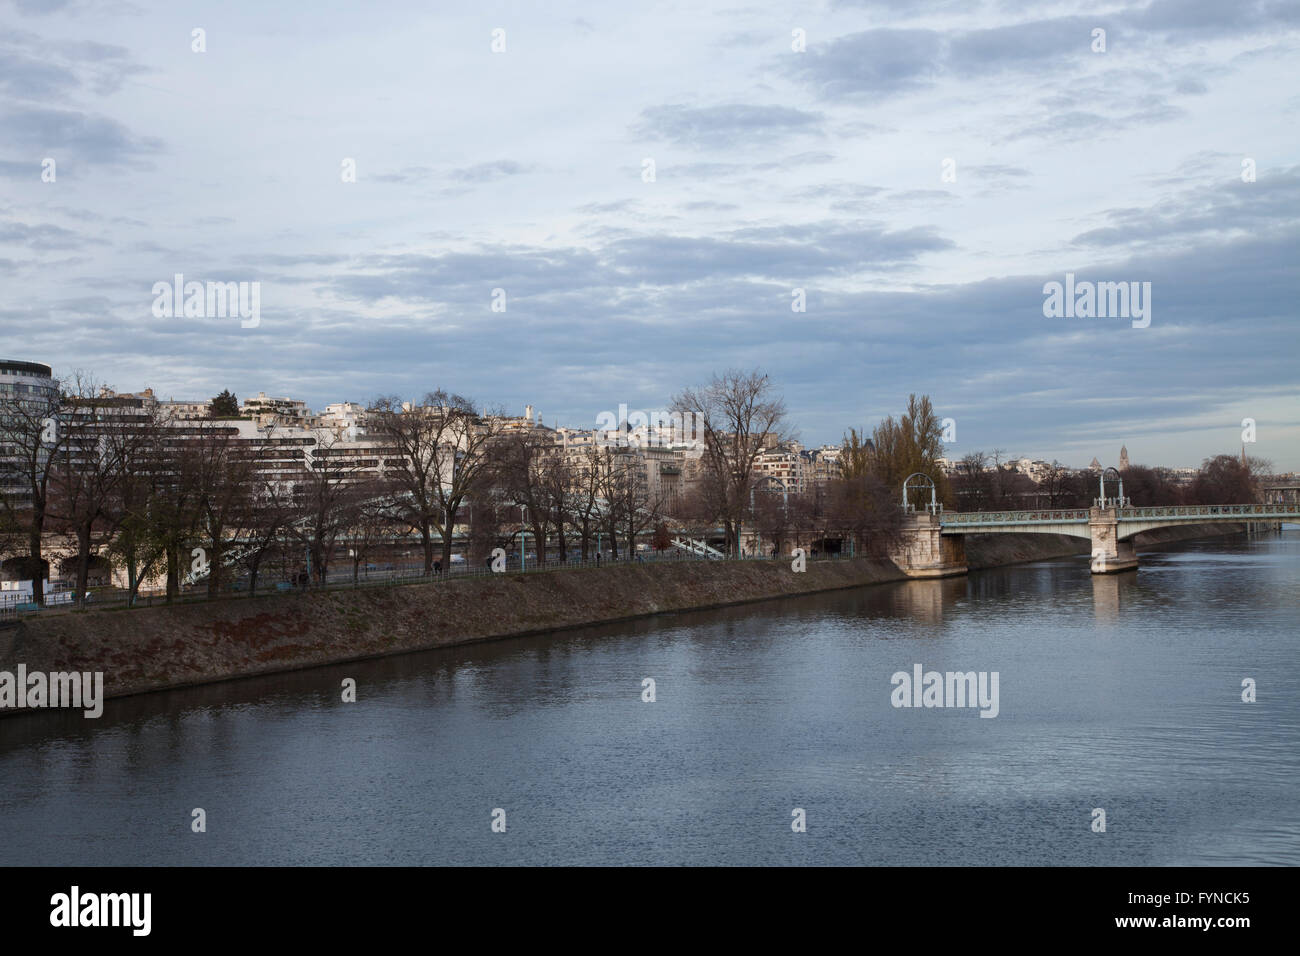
[1242,443,1248,467]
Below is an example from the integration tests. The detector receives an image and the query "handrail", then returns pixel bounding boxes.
[940,509,1090,524]
[939,503,1300,524]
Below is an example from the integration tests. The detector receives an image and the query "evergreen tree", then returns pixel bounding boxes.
[210,390,239,418]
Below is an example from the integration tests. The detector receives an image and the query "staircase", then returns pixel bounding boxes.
[670,537,725,559]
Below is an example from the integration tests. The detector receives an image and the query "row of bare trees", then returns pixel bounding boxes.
[949,453,1273,511]
[0,368,986,607]
[0,375,394,606]
[0,376,687,603]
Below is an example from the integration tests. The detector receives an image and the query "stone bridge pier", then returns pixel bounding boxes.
[892,512,968,578]
[1088,507,1138,574]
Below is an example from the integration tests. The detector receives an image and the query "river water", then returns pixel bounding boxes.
[2,531,1297,866]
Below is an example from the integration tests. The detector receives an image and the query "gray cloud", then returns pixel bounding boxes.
[787,29,944,98]
[634,103,825,149]
[0,219,97,251]
[447,160,535,183]
[372,166,433,184]
[1,1,1296,470]
[789,5,1300,103]
[0,50,79,98]
[0,106,162,165]
[1071,165,1300,247]
[11,0,78,13]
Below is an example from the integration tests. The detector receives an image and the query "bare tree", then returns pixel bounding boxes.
[1038,460,1073,508]
[139,422,211,603]
[340,479,394,584]
[611,451,662,557]
[542,452,575,563]
[0,371,67,604]
[591,447,628,558]
[289,432,361,585]
[185,421,259,596]
[47,375,156,607]
[750,485,787,556]
[234,476,296,596]
[497,431,557,564]
[106,400,176,605]
[671,370,790,557]
[368,392,505,575]
[569,447,605,560]
[826,473,900,555]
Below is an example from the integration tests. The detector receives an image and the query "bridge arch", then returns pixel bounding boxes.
[753,475,788,493]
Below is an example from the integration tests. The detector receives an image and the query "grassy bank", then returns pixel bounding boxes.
[0,522,1250,707]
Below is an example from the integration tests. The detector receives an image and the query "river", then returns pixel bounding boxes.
[2,530,1297,865]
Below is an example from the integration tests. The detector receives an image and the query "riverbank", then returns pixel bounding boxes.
[0,522,1252,708]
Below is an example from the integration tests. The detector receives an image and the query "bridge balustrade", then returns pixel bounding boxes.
[939,509,1090,525]
[939,502,1299,526]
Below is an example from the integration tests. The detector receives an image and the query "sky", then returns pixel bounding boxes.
[0,0,1297,471]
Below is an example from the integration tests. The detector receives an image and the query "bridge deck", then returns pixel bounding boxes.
[939,503,1299,530]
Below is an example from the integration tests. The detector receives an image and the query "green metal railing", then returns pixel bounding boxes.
[939,502,1299,527]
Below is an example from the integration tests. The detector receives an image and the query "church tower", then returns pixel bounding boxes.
[1119,445,1129,471]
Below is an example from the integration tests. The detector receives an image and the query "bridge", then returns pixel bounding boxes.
[891,472,1298,577]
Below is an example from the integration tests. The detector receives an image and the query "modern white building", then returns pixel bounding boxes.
[0,359,58,506]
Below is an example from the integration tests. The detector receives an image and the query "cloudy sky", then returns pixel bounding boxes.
[1,0,1297,470]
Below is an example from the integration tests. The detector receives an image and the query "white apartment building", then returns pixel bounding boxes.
[241,392,319,430]
[754,446,807,492]
[320,402,369,441]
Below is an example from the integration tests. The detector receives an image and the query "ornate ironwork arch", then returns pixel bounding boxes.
[1096,466,1128,509]
[902,472,940,514]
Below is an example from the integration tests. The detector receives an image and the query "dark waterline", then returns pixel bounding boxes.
[2,531,1298,866]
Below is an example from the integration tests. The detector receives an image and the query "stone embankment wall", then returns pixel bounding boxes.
[0,522,1252,707]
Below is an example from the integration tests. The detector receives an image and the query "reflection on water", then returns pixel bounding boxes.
[1090,572,1131,622]
[1,531,1297,866]
[891,576,967,623]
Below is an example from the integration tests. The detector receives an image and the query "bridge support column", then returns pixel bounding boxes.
[1089,508,1138,574]
[892,513,968,578]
